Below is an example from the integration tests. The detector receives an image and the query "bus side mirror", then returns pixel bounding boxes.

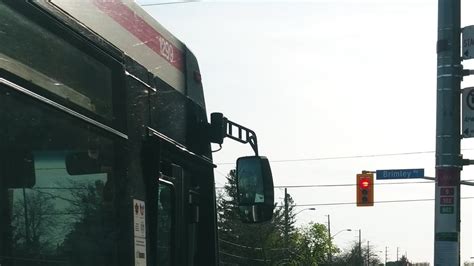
[236,156,274,223]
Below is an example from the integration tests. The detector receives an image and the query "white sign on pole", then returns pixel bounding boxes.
[434,169,460,266]
[462,87,474,138]
[463,26,474,60]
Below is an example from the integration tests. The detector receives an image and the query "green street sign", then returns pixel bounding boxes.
[435,232,458,242]
[440,206,454,214]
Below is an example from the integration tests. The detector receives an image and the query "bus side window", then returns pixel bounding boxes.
[157,181,174,266]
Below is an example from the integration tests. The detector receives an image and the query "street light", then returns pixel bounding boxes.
[294,207,316,216]
[329,228,352,264]
[332,228,352,238]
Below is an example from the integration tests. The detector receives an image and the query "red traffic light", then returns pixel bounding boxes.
[359,178,370,189]
[356,174,374,207]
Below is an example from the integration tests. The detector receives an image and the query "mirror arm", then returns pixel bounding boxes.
[226,120,259,156]
[209,112,259,156]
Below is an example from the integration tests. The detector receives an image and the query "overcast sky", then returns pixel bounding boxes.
[138,0,474,263]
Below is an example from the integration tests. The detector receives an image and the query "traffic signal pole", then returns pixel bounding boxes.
[434,0,461,265]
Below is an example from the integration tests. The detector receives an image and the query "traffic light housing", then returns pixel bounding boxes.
[357,173,374,206]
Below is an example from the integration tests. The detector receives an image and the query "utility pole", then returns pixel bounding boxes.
[435,0,461,265]
[359,230,362,266]
[284,188,289,254]
[367,241,370,266]
[22,188,30,245]
[327,215,332,264]
[385,246,388,266]
[396,247,399,261]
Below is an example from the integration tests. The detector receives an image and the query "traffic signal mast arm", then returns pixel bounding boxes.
[462,69,474,76]
[420,176,474,186]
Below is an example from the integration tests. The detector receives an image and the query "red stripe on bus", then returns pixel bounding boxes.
[93,0,185,72]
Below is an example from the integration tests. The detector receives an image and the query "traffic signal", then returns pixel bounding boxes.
[356,173,374,206]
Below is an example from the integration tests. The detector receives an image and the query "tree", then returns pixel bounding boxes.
[59,180,117,265]
[399,255,409,266]
[332,241,381,266]
[11,190,57,257]
[217,170,342,265]
[217,170,267,265]
[290,222,338,265]
[217,170,297,265]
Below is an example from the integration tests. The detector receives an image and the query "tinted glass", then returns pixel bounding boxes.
[0,86,118,265]
[0,2,113,119]
[157,182,173,266]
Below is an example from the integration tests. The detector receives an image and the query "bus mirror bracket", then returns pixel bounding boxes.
[209,112,259,156]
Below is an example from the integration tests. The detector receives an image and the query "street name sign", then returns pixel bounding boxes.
[376,168,424,180]
[462,87,474,138]
[462,25,474,60]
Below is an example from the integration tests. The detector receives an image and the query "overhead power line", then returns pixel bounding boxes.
[283,196,474,207]
[219,239,262,250]
[215,180,439,190]
[215,148,474,165]
[274,180,435,188]
[140,1,200,6]
[219,251,268,262]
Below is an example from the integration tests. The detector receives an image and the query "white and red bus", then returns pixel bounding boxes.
[0,1,274,265]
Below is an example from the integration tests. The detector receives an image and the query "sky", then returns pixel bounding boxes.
[138,0,474,264]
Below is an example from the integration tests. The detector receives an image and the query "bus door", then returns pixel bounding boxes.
[155,175,174,266]
[153,163,200,266]
[145,135,205,266]
[144,129,215,266]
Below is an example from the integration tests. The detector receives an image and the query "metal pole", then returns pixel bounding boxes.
[359,230,362,266]
[367,241,370,266]
[435,0,461,265]
[22,188,30,246]
[284,188,289,254]
[327,215,332,264]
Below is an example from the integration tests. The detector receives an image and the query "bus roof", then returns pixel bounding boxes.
[49,0,186,93]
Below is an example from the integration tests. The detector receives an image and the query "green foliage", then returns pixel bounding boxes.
[217,170,338,265]
[217,170,287,265]
[399,255,409,265]
[292,223,335,265]
[332,241,382,266]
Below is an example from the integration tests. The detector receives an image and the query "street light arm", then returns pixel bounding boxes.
[294,207,316,216]
[332,229,352,239]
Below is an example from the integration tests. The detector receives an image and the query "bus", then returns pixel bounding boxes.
[0,1,274,265]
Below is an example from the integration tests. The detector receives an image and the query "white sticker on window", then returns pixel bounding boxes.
[133,199,146,266]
